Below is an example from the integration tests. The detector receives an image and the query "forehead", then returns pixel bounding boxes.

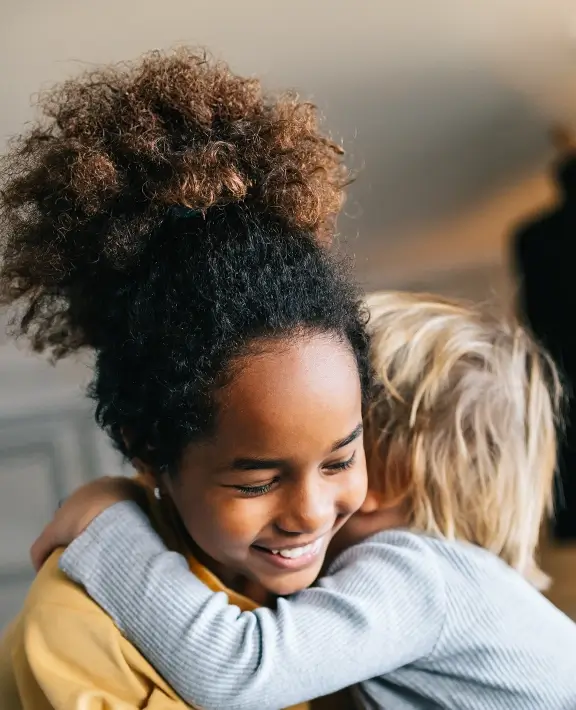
[215,334,361,449]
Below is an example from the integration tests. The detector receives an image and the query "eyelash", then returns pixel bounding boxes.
[324,452,356,473]
[234,453,357,497]
[235,481,276,497]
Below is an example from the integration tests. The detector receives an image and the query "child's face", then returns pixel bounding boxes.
[164,334,368,597]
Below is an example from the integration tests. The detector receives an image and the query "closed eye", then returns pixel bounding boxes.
[324,451,356,473]
[229,478,280,497]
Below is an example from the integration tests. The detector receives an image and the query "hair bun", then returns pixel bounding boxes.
[1,48,349,355]
[6,48,347,229]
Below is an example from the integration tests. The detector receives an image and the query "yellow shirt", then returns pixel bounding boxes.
[0,490,309,710]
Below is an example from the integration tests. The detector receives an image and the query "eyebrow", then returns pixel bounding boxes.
[229,423,363,472]
[230,458,286,471]
[330,423,363,452]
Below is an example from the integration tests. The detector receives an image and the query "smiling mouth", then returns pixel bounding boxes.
[266,538,324,559]
[251,536,326,569]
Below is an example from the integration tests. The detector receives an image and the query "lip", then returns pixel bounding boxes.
[251,535,328,571]
[255,536,326,552]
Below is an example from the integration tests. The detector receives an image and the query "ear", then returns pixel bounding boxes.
[122,427,156,487]
[363,461,410,515]
[131,458,156,487]
[359,488,383,514]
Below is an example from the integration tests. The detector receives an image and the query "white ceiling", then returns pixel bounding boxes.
[0,0,574,287]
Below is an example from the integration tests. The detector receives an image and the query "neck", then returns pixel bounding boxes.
[153,489,274,605]
[376,504,409,531]
[178,522,274,605]
[197,546,273,604]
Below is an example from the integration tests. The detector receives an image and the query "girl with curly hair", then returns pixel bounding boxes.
[0,49,371,710]
[30,293,576,710]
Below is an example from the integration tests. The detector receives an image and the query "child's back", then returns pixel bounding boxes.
[344,530,576,709]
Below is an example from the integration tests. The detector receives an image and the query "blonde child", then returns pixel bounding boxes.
[34,292,576,709]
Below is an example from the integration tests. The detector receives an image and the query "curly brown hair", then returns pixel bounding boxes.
[0,48,349,355]
[0,48,369,472]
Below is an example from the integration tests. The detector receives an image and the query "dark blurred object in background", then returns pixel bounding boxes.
[513,126,576,541]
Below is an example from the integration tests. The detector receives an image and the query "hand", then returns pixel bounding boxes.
[30,476,145,571]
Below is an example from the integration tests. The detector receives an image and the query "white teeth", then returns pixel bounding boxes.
[269,538,322,559]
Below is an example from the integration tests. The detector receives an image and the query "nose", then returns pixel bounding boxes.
[274,478,336,536]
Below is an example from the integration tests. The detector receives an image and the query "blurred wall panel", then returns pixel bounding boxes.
[0,347,126,628]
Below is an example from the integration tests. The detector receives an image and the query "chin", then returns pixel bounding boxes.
[265,565,321,597]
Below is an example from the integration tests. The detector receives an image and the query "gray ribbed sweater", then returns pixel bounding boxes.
[60,501,576,710]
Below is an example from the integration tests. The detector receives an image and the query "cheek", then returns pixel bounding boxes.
[176,491,271,559]
[339,453,368,517]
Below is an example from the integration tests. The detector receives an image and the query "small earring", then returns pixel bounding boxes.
[153,486,161,500]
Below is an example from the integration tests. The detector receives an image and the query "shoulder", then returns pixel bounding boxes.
[18,551,175,698]
[323,530,447,657]
[24,550,102,613]
[330,529,444,568]
[327,530,446,607]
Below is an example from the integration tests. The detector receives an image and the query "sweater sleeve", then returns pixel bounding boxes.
[60,501,446,710]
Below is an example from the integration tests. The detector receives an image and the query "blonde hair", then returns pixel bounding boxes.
[364,291,562,589]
